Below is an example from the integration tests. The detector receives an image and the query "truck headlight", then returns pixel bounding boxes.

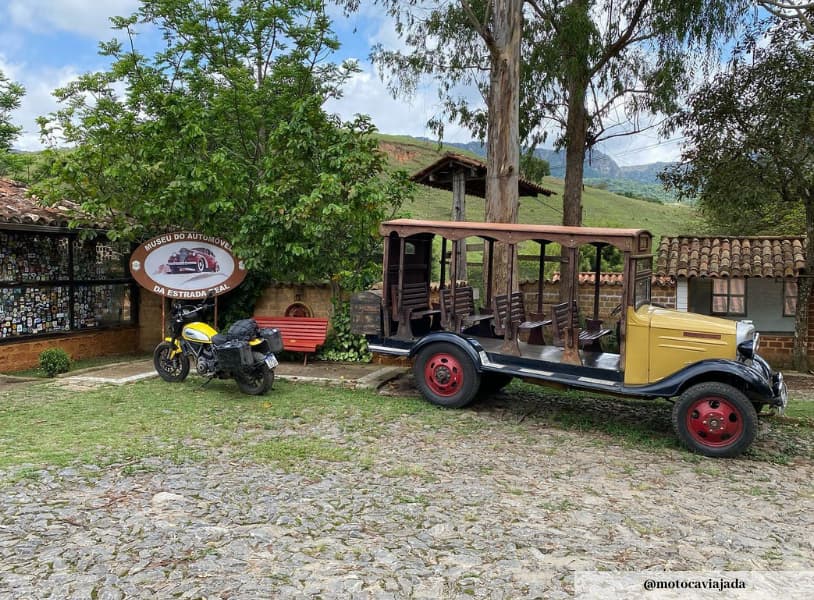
[738,333,760,360]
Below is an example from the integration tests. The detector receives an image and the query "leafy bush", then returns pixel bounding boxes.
[38,348,72,377]
[318,300,371,363]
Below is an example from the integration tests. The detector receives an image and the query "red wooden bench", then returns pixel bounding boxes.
[254,316,329,365]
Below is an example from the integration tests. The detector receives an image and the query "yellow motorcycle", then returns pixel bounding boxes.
[153,297,281,395]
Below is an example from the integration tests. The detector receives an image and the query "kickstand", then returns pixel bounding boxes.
[197,377,214,390]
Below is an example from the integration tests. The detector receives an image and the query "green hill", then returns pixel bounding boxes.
[377,133,703,240]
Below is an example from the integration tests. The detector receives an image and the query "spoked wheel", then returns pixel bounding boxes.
[197,258,206,272]
[236,364,274,396]
[413,343,480,408]
[672,382,757,458]
[153,342,190,383]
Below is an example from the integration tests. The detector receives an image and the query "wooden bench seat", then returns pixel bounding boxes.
[391,282,441,339]
[439,286,492,332]
[551,301,612,357]
[493,292,550,355]
[254,316,329,365]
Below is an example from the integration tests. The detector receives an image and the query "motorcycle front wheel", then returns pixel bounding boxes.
[236,364,274,396]
[153,342,190,383]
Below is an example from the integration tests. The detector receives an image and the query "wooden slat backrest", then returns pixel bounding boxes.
[440,286,477,329]
[551,301,579,346]
[493,292,526,336]
[391,282,431,319]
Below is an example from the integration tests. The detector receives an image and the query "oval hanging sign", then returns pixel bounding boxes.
[129,232,247,299]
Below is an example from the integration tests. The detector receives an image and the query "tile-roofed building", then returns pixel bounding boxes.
[656,236,806,279]
[0,178,86,229]
[653,235,811,367]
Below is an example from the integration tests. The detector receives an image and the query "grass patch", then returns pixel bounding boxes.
[2,353,150,378]
[0,377,441,474]
[246,437,355,471]
[2,372,813,478]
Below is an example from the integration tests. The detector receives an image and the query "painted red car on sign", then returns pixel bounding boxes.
[167,247,219,273]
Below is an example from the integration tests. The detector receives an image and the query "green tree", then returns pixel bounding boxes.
[0,69,25,176]
[520,152,550,182]
[364,0,523,295]
[34,0,410,293]
[662,24,814,370]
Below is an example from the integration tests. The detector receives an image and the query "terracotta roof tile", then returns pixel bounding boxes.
[656,235,806,279]
[0,178,87,228]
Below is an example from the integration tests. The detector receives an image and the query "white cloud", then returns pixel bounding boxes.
[4,0,140,38]
[1,55,82,150]
[326,62,477,144]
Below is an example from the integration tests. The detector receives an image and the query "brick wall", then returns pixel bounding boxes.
[138,291,165,352]
[253,283,335,322]
[0,327,140,372]
[517,280,676,322]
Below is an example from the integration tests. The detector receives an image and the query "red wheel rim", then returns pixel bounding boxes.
[423,353,463,397]
[685,396,744,448]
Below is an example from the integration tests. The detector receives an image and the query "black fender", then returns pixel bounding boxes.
[625,358,774,400]
[408,332,484,371]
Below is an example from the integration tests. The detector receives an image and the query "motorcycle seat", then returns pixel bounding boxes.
[212,333,230,345]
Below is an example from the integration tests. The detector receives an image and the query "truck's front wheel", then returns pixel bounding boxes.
[672,382,757,458]
[413,343,480,408]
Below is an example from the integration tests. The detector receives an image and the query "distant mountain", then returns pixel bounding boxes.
[423,138,675,182]
[619,162,673,184]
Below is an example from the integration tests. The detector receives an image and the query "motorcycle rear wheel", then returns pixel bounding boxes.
[153,342,190,383]
[236,364,274,396]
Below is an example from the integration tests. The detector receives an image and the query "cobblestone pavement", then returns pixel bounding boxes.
[1,385,813,598]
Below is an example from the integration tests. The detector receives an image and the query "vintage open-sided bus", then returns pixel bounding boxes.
[351,219,788,458]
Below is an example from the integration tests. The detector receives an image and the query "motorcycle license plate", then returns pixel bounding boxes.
[264,354,278,369]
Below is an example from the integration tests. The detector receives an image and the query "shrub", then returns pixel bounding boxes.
[38,348,72,377]
[318,299,371,363]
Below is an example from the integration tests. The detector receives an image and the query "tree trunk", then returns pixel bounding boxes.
[483,0,523,299]
[792,196,813,372]
[559,75,589,301]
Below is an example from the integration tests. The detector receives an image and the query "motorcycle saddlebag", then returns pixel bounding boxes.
[258,327,283,353]
[227,318,258,340]
[214,339,254,370]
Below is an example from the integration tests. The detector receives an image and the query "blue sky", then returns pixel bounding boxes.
[0,0,683,166]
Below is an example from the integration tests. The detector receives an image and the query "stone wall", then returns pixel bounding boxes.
[0,327,141,372]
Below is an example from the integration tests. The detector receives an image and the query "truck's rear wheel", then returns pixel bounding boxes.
[672,382,757,458]
[413,343,480,408]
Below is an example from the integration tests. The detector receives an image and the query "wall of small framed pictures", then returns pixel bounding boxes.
[0,230,137,340]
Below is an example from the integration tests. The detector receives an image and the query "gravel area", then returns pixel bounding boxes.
[1,380,813,598]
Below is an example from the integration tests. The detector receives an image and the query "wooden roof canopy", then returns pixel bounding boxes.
[409,152,555,198]
[380,218,653,253]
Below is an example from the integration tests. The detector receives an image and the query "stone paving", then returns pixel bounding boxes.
[1,369,813,598]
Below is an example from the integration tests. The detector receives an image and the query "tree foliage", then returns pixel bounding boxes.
[662,22,814,369]
[0,69,25,176]
[34,0,411,291]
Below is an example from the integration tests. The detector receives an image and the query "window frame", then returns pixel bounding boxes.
[0,228,138,343]
[710,277,747,317]
[783,280,798,318]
